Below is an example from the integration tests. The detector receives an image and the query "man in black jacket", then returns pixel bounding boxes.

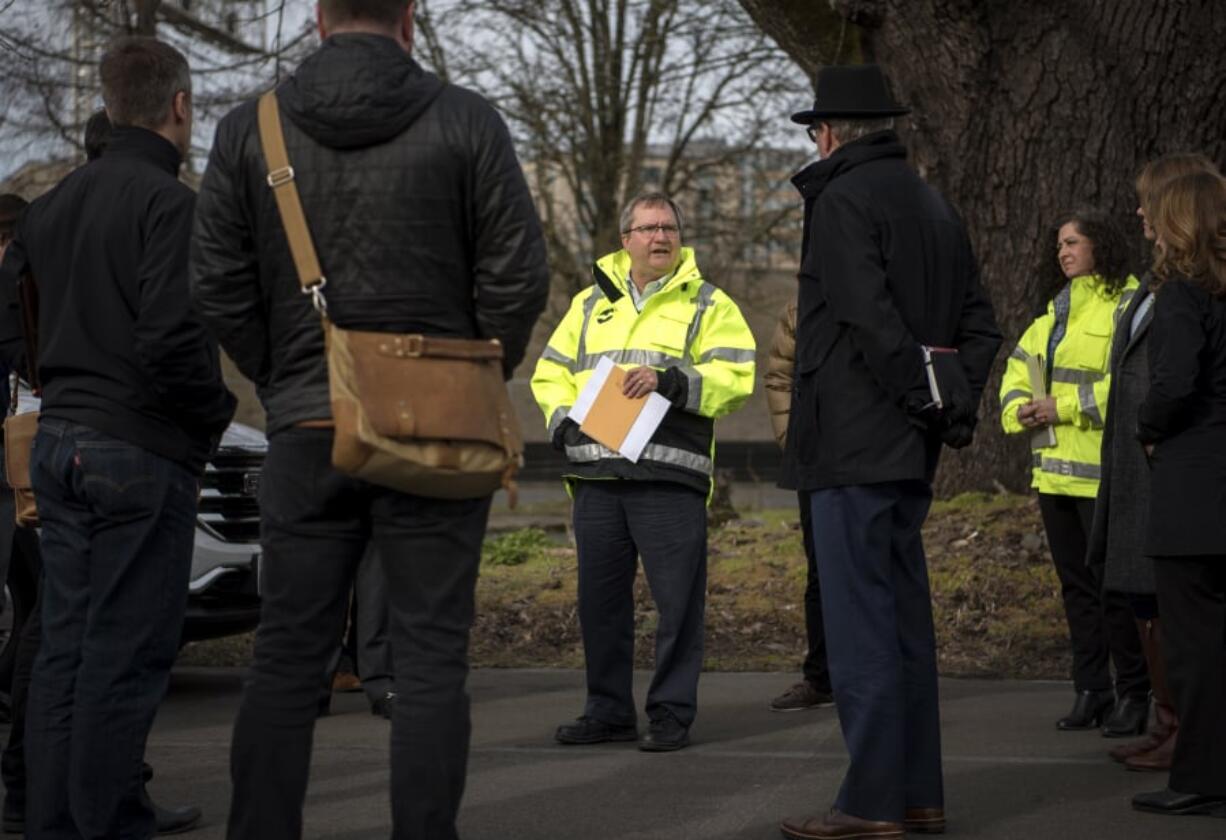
[778,66,1001,840]
[0,39,235,839]
[189,2,547,838]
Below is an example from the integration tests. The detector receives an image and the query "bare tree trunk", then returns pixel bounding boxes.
[739,0,1226,495]
[135,0,160,35]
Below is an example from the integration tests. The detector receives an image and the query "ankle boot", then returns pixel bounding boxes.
[1102,693,1150,737]
[1057,689,1114,730]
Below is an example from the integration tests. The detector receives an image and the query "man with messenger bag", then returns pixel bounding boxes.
[189,1,548,837]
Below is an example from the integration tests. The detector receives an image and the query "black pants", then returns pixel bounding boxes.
[0,511,42,818]
[323,547,393,707]
[227,430,491,840]
[1153,556,1226,796]
[1038,494,1147,695]
[797,491,831,691]
[572,480,707,728]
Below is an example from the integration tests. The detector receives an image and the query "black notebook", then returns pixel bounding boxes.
[921,345,969,411]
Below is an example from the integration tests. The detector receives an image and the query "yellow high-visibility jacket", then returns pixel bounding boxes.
[530,246,755,494]
[999,273,1138,497]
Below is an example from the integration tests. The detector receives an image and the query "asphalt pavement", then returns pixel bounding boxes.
[126,668,1225,839]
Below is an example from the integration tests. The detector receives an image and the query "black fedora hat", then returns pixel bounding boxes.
[790,64,910,124]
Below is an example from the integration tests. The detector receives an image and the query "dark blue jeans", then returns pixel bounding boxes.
[809,480,943,823]
[227,429,491,840]
[572,480,707,728]
[25,419,197,840]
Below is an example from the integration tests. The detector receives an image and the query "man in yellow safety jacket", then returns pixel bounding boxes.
[531,191,754,751]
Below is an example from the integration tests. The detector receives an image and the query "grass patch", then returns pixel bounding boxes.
[471,492,1068,678]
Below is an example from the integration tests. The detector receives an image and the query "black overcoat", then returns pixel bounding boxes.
[783,132,1001,490]
[1137,276,1226,557]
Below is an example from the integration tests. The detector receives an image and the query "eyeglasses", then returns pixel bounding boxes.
[625,223,680,237]
[806,125,820,143]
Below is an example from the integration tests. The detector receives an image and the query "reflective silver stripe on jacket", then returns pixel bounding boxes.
[1051,367,1104,385]
[679,366,702,412]
[565,442,713,475]
[1010,346,1030,362]
[573,288,601,369]
[697,347,756,364]
[548,406,570,437]
[1001,389,1031,407]
[1032,453,1101,480]
[575,347,683,372]
[683,283,716,358]
[540,346,574,370]
[1078,383,1103,427]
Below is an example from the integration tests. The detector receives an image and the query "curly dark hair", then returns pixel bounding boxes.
[1035,207,1133,310]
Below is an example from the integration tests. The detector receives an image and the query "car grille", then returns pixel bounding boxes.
[198,450,263,543]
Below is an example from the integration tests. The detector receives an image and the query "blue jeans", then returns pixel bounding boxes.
[809,480,943,822]
[25,419,197,840]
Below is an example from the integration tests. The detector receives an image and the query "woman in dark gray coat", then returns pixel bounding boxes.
[1088,153,1222,770]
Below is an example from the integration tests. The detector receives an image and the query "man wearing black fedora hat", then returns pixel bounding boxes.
[778,65,1001,840]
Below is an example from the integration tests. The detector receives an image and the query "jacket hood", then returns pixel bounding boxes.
[593,247,702,300]
[279,33,445,150]
[792,129,906,200]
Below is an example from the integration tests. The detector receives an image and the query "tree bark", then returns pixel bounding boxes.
[738,0,1226,494]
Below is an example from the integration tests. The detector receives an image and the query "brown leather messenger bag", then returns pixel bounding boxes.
[256,91,523,502]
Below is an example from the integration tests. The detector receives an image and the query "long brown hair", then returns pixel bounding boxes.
[1136,153,1220,220]
[1150,171,1226,296]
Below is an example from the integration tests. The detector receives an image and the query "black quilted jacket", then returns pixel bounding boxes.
[190,33,548,436]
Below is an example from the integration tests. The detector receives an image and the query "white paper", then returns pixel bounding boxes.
[619,392,670,463]
[567,356,614,424]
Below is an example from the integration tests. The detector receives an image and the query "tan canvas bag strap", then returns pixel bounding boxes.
[257,91,328,316]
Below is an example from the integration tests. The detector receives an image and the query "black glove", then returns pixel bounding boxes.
[551,417,581,452]
[937,400,978,449]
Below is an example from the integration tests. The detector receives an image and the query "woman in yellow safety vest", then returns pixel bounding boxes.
[1000,208,1149,736]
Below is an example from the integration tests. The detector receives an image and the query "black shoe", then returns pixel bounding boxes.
[1132,788,1226,817]
[1056,689,1114,730]
[154,802,204,835]
[371,690,396,720]
[554,716,638,745]
[1102,693,1150,738]
[639,716,690,752]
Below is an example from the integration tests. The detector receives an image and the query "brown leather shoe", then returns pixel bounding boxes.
[1108,721,1171,763]
[904,807,946,833]
[780,809,904,839]
[1125,725,1177,772]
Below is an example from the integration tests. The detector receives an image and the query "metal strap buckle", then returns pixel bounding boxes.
[300,276,328,315]
[266,166,295,188]
[404,334,424,357]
